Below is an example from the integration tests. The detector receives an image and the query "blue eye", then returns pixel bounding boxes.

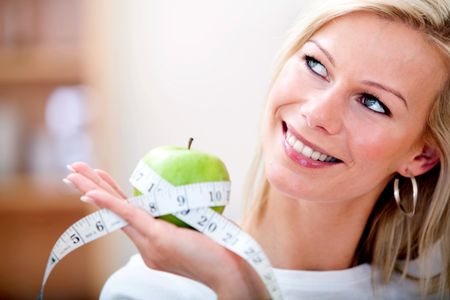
[305,55,328,78]
[360,93,391,116]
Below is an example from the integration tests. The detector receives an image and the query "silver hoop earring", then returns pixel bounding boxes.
[393,173,418,217]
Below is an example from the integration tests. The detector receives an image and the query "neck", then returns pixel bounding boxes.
[244,186,377,271]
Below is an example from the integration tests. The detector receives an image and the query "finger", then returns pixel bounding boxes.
[94,168,128,199]
[69,162,123,199]
[84,189,173,238]
[122,225,142,242]
[121,226,149,254]
[120,225,160,269]
[66,173,101,195]
[70,162,119,196]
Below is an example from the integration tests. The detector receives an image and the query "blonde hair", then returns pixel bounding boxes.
[242,0,450,298]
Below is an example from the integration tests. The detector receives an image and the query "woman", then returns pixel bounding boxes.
[65,0,450,299]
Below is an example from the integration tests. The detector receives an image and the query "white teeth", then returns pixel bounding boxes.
[288,135,296,146]
[302,146,313,157]
[311,151,321,160]
[286,131,337,162]
[293,140,303,152]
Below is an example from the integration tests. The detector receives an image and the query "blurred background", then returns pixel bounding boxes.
[0,0,307,299]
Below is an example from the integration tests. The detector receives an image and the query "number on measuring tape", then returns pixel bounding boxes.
[38,160,283,300]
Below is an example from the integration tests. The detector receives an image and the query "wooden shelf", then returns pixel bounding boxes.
[0,174,90,213]
[0,175,98,299]
[0,45,83,84]
[0,196,95,300]
[0,2,105,298]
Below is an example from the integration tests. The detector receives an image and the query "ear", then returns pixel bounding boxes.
[398,145,440,177]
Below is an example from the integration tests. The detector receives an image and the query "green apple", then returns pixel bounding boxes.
[133,139,230,227]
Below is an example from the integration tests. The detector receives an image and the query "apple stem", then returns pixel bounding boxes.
[188,137,194,150]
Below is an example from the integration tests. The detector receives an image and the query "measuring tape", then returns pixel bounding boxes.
[38,160,283,300]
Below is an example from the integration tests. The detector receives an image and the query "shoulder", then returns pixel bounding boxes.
[273,263,439,300]
[381,245,442,299]
[99,254,217,300]
[375,270,437,300]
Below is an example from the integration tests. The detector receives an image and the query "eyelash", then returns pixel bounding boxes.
[304,55,327,79]
[303,55,392,117]
[358,92,391,116]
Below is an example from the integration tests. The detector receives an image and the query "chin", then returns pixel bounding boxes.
[264,160,311,201]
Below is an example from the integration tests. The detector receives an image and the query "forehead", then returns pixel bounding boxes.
[309,12,447,107]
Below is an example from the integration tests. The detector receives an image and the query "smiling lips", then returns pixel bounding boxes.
[282,122,342,167]
[286,131,339,162]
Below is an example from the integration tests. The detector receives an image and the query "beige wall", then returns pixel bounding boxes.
[86,0,309,288]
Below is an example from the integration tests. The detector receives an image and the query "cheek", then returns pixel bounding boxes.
[349,125,411,171]
[267,58,314,110]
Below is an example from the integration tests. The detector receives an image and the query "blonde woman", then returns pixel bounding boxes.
[65,0,450,299]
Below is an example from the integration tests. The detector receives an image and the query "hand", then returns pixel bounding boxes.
[64,162,270,300]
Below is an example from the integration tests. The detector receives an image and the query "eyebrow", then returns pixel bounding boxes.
[361,80,408,108]
[307,39,408,108]
[308,39,335,66]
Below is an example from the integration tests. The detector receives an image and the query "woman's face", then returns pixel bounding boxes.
[262,12,446,203]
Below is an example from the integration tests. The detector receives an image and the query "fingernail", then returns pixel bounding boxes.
[66,164,76,173]
[62,178,77,189]
[80,195,94,204]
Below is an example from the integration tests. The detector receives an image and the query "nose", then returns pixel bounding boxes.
[299,90,344,135]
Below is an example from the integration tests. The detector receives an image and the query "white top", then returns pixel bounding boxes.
[99,254,438,300]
